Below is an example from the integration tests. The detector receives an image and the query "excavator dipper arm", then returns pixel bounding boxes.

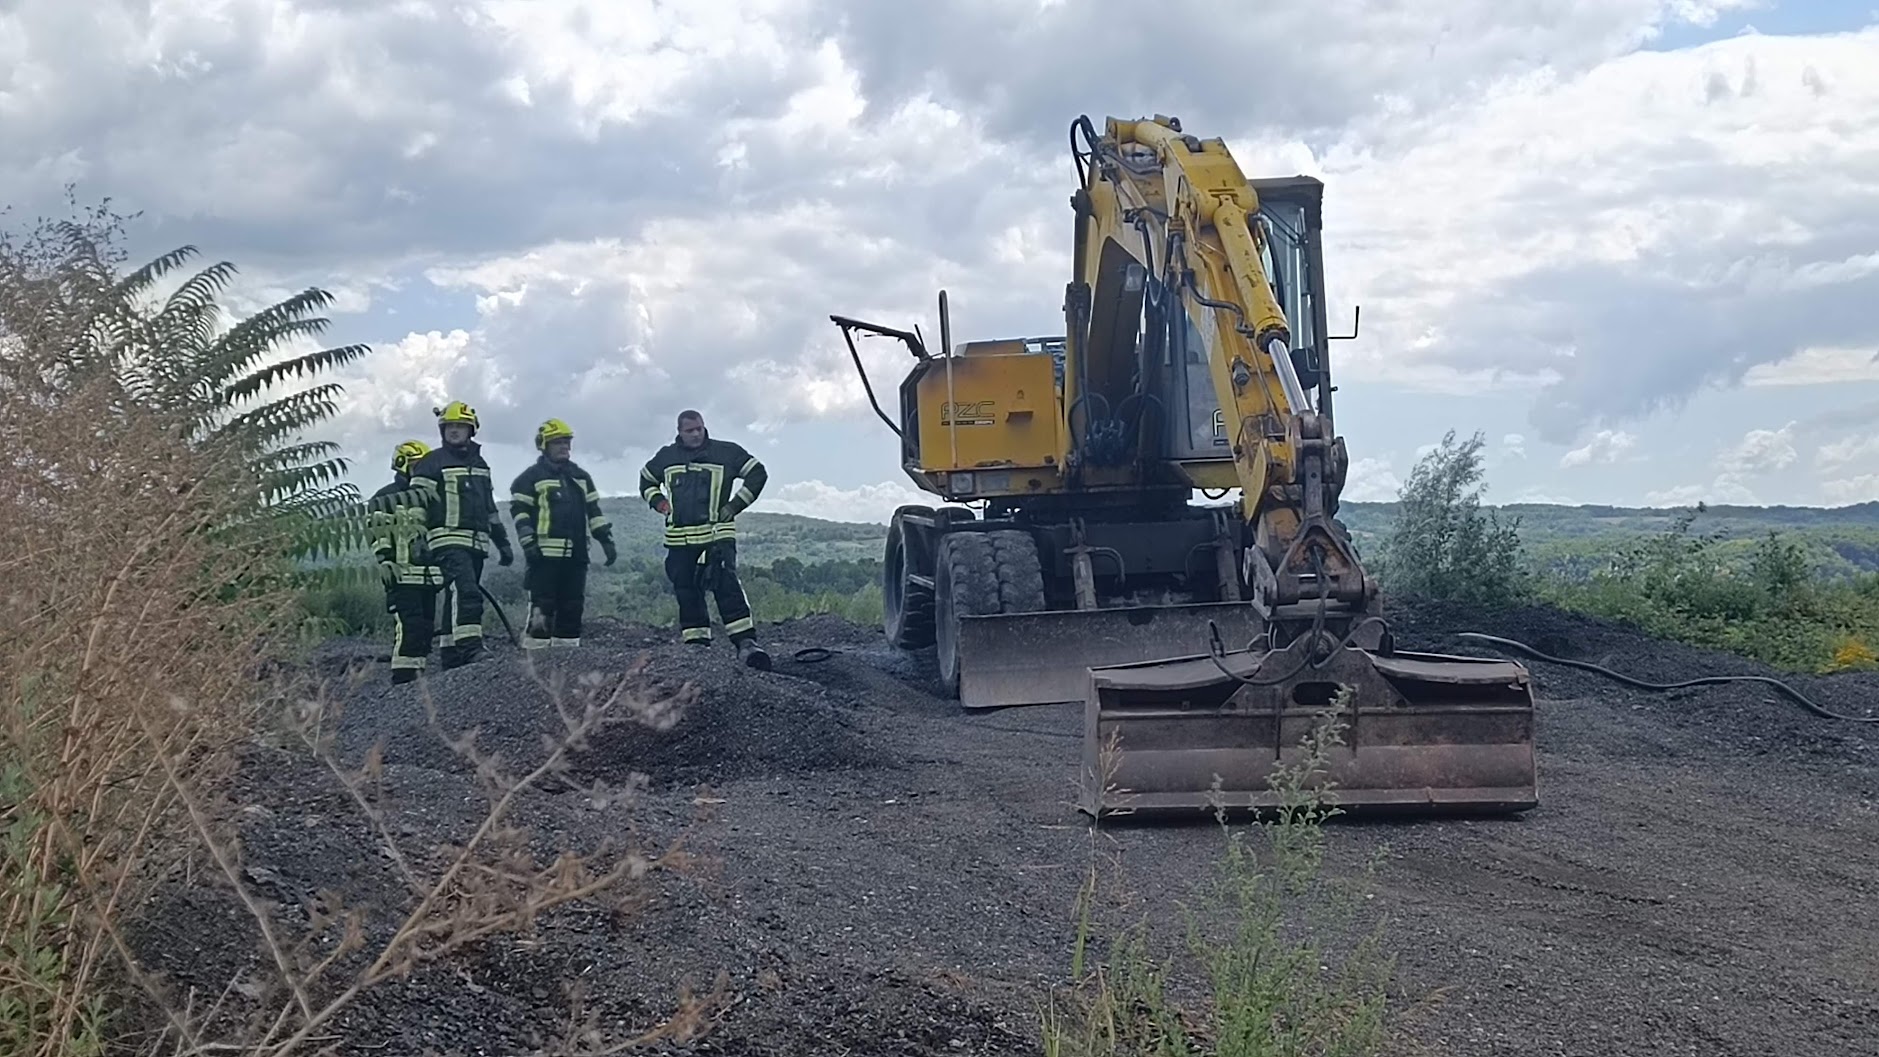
[1066,115,1371,622]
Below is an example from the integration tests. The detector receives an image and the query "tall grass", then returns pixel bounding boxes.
[0,201,722,1054]
[1043,690,1395,1056]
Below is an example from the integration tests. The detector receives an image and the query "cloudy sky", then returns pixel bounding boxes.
[6,0,1878,522]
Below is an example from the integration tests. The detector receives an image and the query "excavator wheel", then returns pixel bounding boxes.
[883,505,938,648]
[883,504,978,649]
[933,529,1046,698]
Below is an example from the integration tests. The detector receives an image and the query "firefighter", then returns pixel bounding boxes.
[639,409,771,669]
[509,417,617,649]
[375,401,514,669]
[367,439,446,683]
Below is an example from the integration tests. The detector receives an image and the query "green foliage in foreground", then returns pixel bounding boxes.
[1042,691,1394,1056]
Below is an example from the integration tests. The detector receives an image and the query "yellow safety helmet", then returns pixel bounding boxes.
[391,439,430,476]
[434,400,479,431]
[535,417,574,451]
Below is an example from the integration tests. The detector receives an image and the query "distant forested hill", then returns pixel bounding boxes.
[605,494,1879,580]
[598,494,1879,577]
[592,496,886,564]
[1335,500,1879,579]
[310,491,1879,637]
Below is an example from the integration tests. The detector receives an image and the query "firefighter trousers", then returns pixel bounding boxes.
[434,546,487,666]
[524,557,587,648]
[664,540,755,645]
[385,583,439,684]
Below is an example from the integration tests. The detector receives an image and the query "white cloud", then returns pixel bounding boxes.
[1644,478,1758,506]
[1743,346,1879,386]
[1343,457,1402,502]
[1642,421,1801,506]
[1819,434,1879,471]
[757,479,934,524]
[1509,487,1578,505]
[6,0,1877,512]
[1560,429,1638,467]
[1820,473,1879,505]
[1319,23,1879,445]
[1717,421,1798,476]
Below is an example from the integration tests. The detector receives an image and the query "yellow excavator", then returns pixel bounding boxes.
[830,114,1537,817]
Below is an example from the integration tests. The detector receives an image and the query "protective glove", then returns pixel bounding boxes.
[523,538,542,563]
[599,533,618,566]
[497,540,514,567]
[652,497,670,518]
[378,561,398,588]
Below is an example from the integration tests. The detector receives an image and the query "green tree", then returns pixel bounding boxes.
[1376,429,1527,605]
[20,197,371,597]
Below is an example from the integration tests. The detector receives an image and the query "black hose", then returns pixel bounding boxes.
[1453,632,1879,725]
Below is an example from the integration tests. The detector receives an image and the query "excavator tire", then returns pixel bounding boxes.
[934,529,1047,697]
[884,505,979,650]
[883,505,938,649]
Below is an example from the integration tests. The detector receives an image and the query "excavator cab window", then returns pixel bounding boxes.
[1256,204,1323,399]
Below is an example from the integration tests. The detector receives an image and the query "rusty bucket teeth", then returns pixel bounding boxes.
[1079,632,1539,819]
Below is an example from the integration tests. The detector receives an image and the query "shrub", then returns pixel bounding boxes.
[1541,506,1879,672]
[1374,430,1527,606]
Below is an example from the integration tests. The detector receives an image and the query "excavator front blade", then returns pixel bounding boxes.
[1079,633,1538,818]
[955,602,1266,709]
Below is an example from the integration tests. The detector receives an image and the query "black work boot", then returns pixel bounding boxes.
[391,668,418,685]
[736,638,771,671]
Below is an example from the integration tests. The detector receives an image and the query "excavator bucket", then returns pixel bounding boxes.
[955,602,1267,709]
[1079,633,1537,818]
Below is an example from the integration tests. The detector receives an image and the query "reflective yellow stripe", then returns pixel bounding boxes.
[662,522,735,546]
[428,531,489,550]
[681,627,712,642]
[725,616,754,635]
[533,478,558,541]
[392,566,440,585]
[440,467,466,528]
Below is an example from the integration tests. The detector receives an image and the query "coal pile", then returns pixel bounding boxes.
[1381,593,1879,767]
[326,619,891,791]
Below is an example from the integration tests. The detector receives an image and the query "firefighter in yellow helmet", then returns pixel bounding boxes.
[366,439,446,682]
[508,418,616,648]
[370,401,514,669]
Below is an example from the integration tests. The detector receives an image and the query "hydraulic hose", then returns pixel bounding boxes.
[1453,632,1879,725]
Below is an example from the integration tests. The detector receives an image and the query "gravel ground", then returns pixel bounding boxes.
[125,599,1879,1055]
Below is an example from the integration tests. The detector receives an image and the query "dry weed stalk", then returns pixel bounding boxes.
[1,201,729,1055]
[2,201,315,1055]
[171,656,730,1057]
